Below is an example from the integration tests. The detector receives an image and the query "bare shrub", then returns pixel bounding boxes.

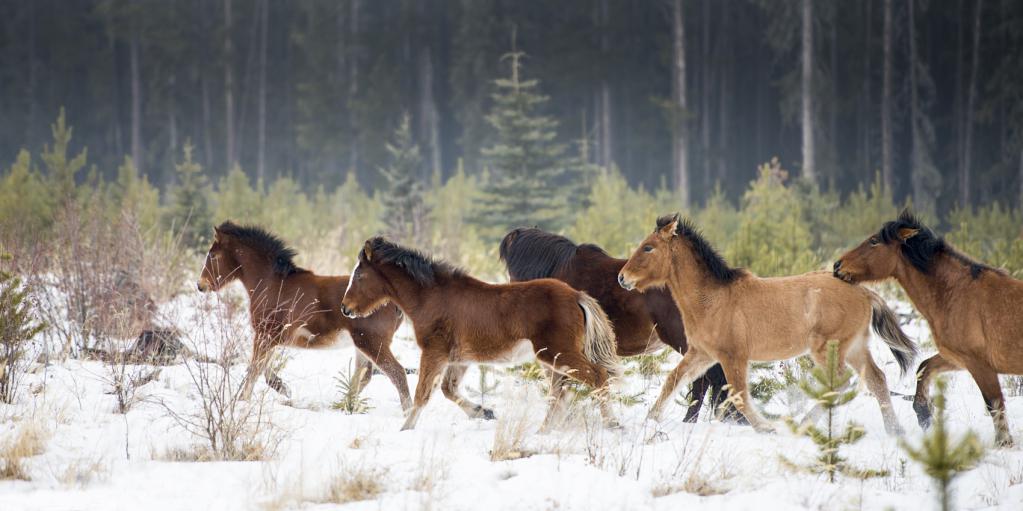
[57,456,110,487]
[0,420,49,480]
[158,293,280,461]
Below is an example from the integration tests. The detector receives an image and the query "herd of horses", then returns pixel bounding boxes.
[196,210,1023,446]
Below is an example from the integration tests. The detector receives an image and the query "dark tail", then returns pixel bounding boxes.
[868,291,918,375]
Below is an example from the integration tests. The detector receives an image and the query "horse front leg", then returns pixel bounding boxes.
[964,361,1014,447]
[717,355,774,433]
[352,330,412,412]
[240,335,275,401]
[401,346,448,431]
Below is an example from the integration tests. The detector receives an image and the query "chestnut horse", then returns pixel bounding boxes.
[340,237,621,431]
[618,214,917,435]
[500,227,742,423]
[197,222,411,410]
[835,210,1023,446]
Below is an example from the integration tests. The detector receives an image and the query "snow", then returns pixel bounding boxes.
[2,287,1023,510]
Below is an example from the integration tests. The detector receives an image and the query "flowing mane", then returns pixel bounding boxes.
[217,221,306,276]
[657,215,743,284]
[500,227,607,280]
[880,210,1000,279]
[362,237,466,287]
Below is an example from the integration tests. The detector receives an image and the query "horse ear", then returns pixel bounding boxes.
[213,225,223,241]
[897,227,920,241]
[362,240,373,262]
[658,214,680,239]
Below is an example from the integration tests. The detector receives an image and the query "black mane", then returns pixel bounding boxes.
[657,214,743,284]
[362,237,465,287]
[217,221,306,277]
[500,227,600,280]
[879,209,997,279]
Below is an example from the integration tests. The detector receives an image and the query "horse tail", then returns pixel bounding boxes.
[577,292,622,379]
[867,290,918,376]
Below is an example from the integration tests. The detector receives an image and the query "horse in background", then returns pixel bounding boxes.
[835,210,1023,446]
[340,237,621,431]
[500,227,741,423]
[197,222,411,411]
[619,214,917,435]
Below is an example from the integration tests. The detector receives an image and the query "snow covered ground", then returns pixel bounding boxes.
[2,289,1023,510]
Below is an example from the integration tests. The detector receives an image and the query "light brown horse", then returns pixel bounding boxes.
[835,210,1023,446]
[618,214,917,435]
[197,222,411,410]
[340,237,621,431]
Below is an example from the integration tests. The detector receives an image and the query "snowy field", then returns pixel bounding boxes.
[2,288,1023,511]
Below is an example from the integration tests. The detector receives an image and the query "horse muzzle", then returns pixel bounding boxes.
[832,261,851,282]
[197,279,212,293]
[340,304,360,319]
[618,273,636,291]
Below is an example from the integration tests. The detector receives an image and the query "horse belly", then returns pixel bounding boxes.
[484,339,536,365]
[287,327,353,350]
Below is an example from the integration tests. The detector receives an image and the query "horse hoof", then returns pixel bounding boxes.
[996,436,1015,448]
[645,430,670,444]
[604,419,623,430]
[481,408,497,421]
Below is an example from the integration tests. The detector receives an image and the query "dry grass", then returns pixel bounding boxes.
[489,403,535,462]
[58,456,110,487]
[320,462,387,504]
[0,420,49,480]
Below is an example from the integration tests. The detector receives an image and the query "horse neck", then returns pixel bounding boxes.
[893,253,963,324]
[234,251,281,303]
[664,243,725,316]
[380,266,429,318]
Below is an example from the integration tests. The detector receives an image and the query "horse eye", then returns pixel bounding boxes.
[643,245,654,253]
[869,237,880,247]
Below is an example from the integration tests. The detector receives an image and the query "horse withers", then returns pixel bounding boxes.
[197,222,411,410]
[500,227,742,423]
[619,214,916,435]
[340,237,621,431]
[835,209,1023,446]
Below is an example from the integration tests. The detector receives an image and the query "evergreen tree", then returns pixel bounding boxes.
[0,253,45,404]
[477,45,571,238]
[379,114,427,244]
[40,108,88,202]
[166,142,213,250]
[902,377,986,511]
[782,340,887,482]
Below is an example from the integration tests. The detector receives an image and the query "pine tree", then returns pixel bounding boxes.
[477,43,571,238]
[166,142,213,250]
[0,253,45,404]
[40,108,88,202]
[379,113,427,244]
[902,377,985,511]
[782,340,887,482]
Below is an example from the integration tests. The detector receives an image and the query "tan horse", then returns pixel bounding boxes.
[835,210,1023,446]
[340,237,621,431]
[198,222,411,410]
[618,214,917,435]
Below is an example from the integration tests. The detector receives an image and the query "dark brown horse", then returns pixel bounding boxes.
[340,237,621,431]
[500,227,741,423]
[835,210,1023,446]
[197,222,411,410]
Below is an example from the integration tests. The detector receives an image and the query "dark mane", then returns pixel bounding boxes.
[499,227,590,280]
[657,214,743,284]
[362,237,465,287]
[880,209,999,279]
[217,221,306,276]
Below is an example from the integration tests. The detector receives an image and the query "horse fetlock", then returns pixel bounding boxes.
[912,399,933,429]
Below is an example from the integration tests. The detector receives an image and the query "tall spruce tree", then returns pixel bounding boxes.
[379,114,427,244]
[477,44,570,237]
[166,142,213,250]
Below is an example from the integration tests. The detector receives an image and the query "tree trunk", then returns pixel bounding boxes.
[598,0,612,170]
[257,0,268,183]
[861,0,873,181]
[670,0,690,208]
[961,0,984,207]
[130,11,143,176]
[419,46,441,178]
[881,0,893,193]
[829,6,838,190]
[801,0,816,186]
[716,0,730,189]
[224,0,236,169]
[27,0,36,147]
[701,0,712,194]
[348,0,362,178]
[1018,148,1023,210]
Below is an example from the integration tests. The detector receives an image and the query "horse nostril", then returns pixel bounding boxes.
[833,260,842,272]
[618,274,625,286]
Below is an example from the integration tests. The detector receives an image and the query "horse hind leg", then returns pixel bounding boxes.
[848,344,904,436]
[538,350,618,428]
[540,369,571,432]
[912,353,958,430]
[441,364,496,420]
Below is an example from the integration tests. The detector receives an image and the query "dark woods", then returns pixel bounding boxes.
[2,0,1023,212]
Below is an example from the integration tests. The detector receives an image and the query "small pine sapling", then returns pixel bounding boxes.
[0,254,45,404]
[782,340,887,482]
[901,377,985,511]
[467,366,499,409]
[332,361,372,415]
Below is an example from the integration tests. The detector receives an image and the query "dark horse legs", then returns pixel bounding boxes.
[683,364,748,424]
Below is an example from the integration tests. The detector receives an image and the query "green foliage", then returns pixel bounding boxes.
[0,254,45,404]
[901,378,986,511]
[568,169,669,257]
[476,49,572,238]
[0,150,54,240]
[726,158,819,276]
[817,173,900,258]
[331,362,371,415]
[166,143,213,251]
[379,114,428,245]
[41,108,89,201]
[946,203,1023,278]
[782,341,887,482]
[625,348,672,379]
[110,157,161,232]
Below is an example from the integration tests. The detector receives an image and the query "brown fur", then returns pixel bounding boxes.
[835,210,1023,446]
[340,237,621,431]
[619,214,915,435]
[197,222,411,410]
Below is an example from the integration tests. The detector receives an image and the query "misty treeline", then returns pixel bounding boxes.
[2,0,1023,214]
